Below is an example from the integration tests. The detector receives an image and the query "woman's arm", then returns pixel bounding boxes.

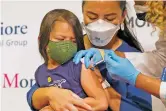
[81,64,108,111]
[135,73,161,97]
[31,87,50,110]
[27,83,40,110]
[32,86,92,111]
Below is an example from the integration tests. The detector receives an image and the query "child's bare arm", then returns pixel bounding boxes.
[81,64,108,111]
[93,68,121,111]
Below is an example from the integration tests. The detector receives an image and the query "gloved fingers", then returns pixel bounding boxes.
[104,49,114,54]
[104,53,117,66]
[73,50,84,63]
[73,52,79,63]
[73,51,82,63]
[73,50,87,64]
[84,51,95,68]
[92,54,102,64]
[91,49,102,63]
[106,50,123,62]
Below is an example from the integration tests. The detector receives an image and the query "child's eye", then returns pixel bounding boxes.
[53,36,64,41]
[51,38,63,42]
[57,38,64,41]
[54,38,64,41]
[72,39,76,43]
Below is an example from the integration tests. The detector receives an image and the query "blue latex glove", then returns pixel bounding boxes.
[73,48,103,68]
[104,50,140,86]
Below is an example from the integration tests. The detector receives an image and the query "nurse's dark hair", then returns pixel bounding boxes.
[38,9,85,64]
[82,1,142,51]
[82,1,126,12]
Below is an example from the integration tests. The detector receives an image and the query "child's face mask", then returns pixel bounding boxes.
[83,19,120,47]
[48,41,77,64]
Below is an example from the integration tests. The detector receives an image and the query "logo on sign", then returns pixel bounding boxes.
[2,73,35,88]
[0,22,29,47]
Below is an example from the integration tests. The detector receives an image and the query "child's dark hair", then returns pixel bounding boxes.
[38,9,85,64]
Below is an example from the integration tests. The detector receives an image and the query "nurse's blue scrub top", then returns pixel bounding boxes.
[27,40,152,111]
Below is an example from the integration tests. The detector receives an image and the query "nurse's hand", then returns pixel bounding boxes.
[73,48,125,69]
[73,48,105,68]
[104,51,140,85]
[47,87,92,111]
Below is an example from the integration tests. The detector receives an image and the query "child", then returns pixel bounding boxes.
[35,9,108,111]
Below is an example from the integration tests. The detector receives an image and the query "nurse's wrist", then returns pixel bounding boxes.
[134,72,142,86]
[115,51,125,58]
[131,71,141,86]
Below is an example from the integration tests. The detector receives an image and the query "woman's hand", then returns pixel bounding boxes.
[114,51,125,58]
[47,87,92,111]
[73,48,125,69]
[39,105,91,111]
[73,48,108,68]
[39,106,54,111]
[73,48,103,68]
[104,51,140,85]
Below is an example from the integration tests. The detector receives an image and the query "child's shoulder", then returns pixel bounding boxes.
[34,60,83,77]
[64,60,83,82]
[64,60,82,69]
[36,63,47,71]
[35,64,47,76]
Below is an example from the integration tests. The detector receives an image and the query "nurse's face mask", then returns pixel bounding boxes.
[83,19,120,47]
[48,41,77,64]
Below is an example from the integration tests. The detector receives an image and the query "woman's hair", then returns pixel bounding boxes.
[145,1,166,38]
[82,1,126,12]
[39,9,85,64]
[82,0,143,51]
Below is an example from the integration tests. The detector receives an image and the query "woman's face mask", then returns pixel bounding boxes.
[48,41,77,64]
[83,19,120,46]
